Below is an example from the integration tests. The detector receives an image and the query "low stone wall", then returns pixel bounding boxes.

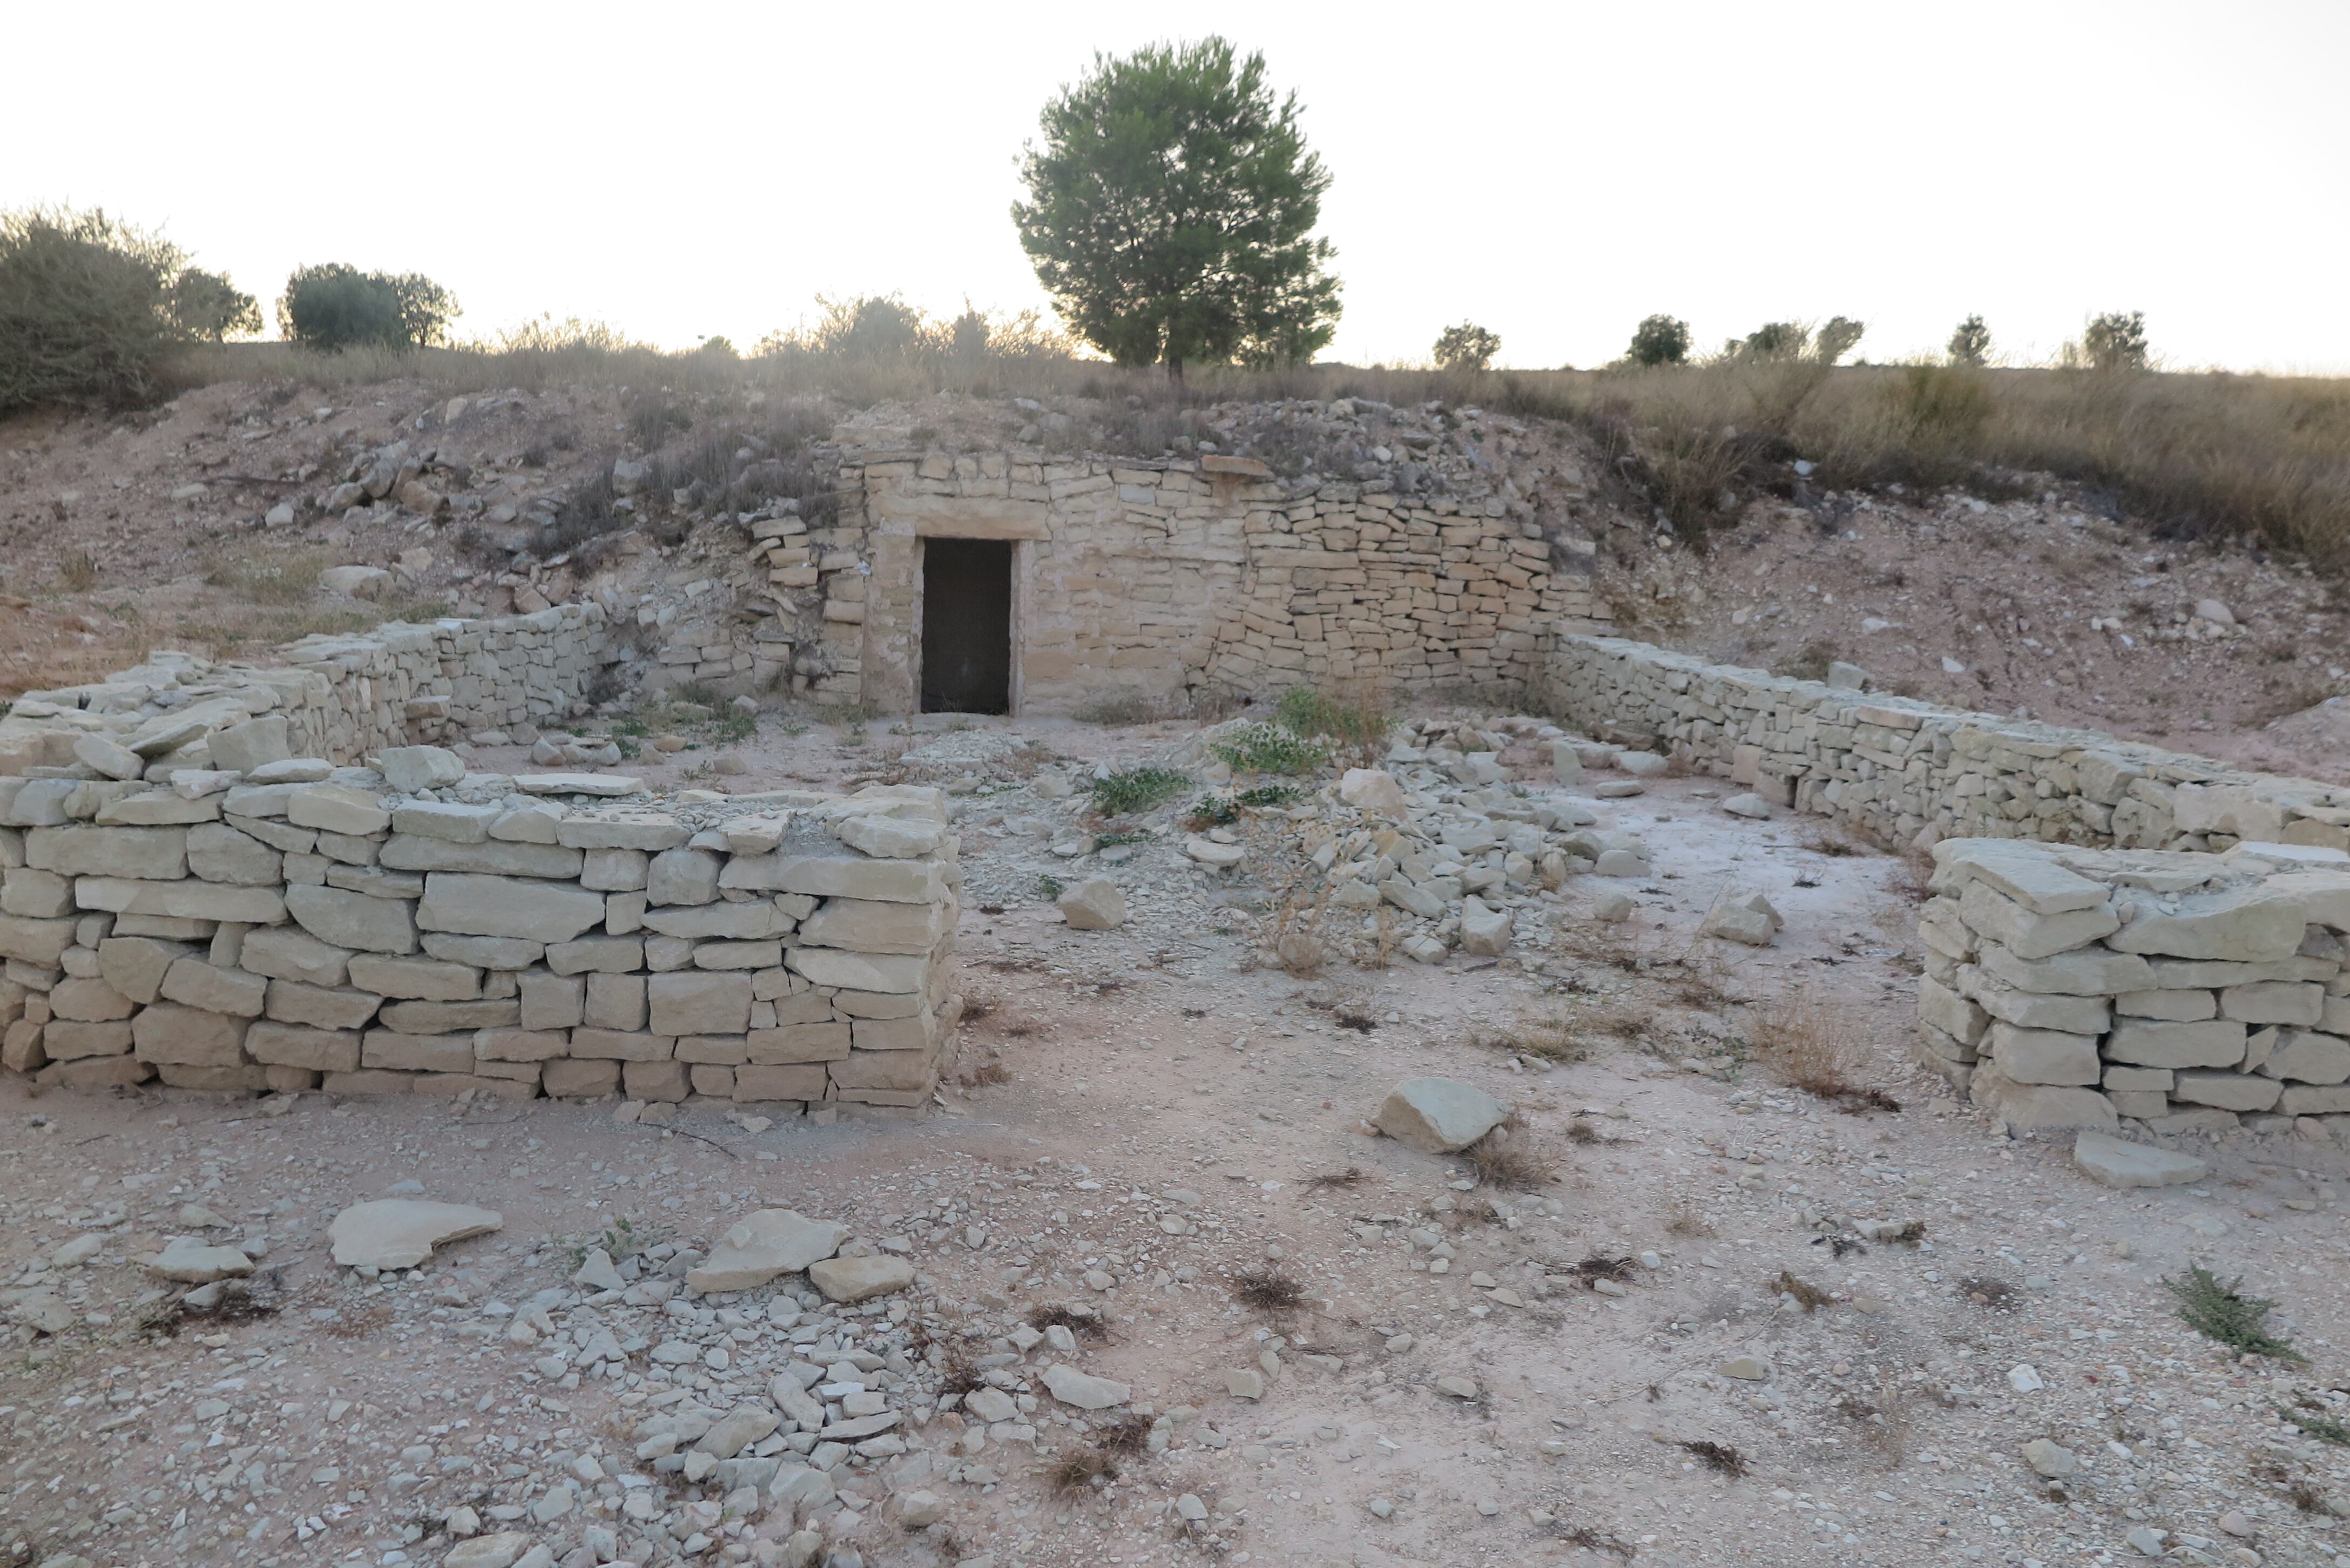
[1543,634,2350,854]
[0,754,960,1110]
[1916,838,2350,1135]
[0,602,622,774]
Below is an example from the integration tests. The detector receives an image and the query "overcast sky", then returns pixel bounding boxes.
[11,1,2347,373]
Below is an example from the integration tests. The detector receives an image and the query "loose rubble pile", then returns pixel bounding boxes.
[1917,836,2350,1136]
[0,743,961,1110]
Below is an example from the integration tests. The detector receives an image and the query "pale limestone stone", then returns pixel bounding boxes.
[287,785,390,837]
[97,935,197,1003]
[2172,1070,2283,1112]
[206,717,292,774]
[835,813,947,859]
[2073,1130,2207,1188]
[361,1030,474,1071]
[1375,1077,1507,1153]
[784,948,926,993]
[554,815,688,851]
[647,971,752,1035]
[1975,940,2154,996]
[328,1199,502,1268]
[244,1021,361,1072]
[1700,885,1781,947]
[286,884,418,955]
[583,973,646,1031]
[186,822,280,886]
[1957,881,2118,961]
[1057,878,1126,931]
[28,825,188,880]
[1459,896,1513,956]
[238,926,353,988]
[580,848,649,891]
[141,1236,255,1283]
[2108,887,2308,962]
[389,801,499,842]
[73,878,284,923]
[377,745,464,793]
[694,940,782,970]
[546,936,643,975]
[2115,988,2216,1020]
[72,734,144,781]
[730,853,950,905]
[684,1209,846,1290]
[1964,971,2111,1034]
[2220,981,2324,1026]
[1918,975,1990,1046]
[2,867,75,918]
[159,958,267,1017]
[94,791,221,826]
[645,848,721,906]
[1987,1023,2101,1085]
[640,903,793,941]
[378,837,584,878]
[1040,1364,1130,1410]
[420,933,543,969]
[130,1003,248,1065]
[1338,769,1406,813]
[2104,1018,2248,1068]
[2259,1029,2350,1085]
[263,981,382,1031]
[518,971,585,1030]
[808,1254,914,1303]
[48,976,137,1021]
[514,773,640,797]
[416,873,606,943]
[347,954,480,1001]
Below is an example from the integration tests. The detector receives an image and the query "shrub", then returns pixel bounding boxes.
[1736,321,1811,361]
[2083,310,2149,371]
[1626,314,1690,367]
[1947,314,1991,367]
[1273,683,1392,767]
[1887,363,1994,446]
[166,268,262,342]
[281,263,459,350]
[1815,315,1866,365]
[1433,322,1500,372]
[1210,721,1327,775]
[0,206,194,412]
[1090,766,1190,815]
[2165,1266,2304,1361]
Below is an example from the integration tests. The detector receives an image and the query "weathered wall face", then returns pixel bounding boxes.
[1543,634,2350,855]
[786,445,1615,716]
[0,603,623,774]
[0,769,961,1110]
[1916,837,2350,1137]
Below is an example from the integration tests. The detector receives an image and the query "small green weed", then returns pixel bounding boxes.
[2278,1401,2350,1445]
[1036,874,1065,901]
[1235,784,1302,808]
[1210,721,1328,776]
[709,709,755,744]
[1094,829,1151,849]
[1091,766,1189,815]
[1272,685,1393,767]
[2165,1266,2306,1362]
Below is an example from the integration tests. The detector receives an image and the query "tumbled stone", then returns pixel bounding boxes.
[328,1199,502,1268]
[683,1209,846,1290]
[807,1254,915,1303]
[1374,1077,1508,1153]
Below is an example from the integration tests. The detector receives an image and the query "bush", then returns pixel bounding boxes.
[1090,766,1190,815]
[1815,315,1866,365]
[166,268,262,342]
[2083,310,2149,371]
[1947,314,1991,367]
[0,206,195,412]
[1273,684,1393,767]
[1210,721,1328,775]
[1886,363,1994,445]
[1626,314,1690,367]
[281,263,459,350]
[1432,322,1500,372]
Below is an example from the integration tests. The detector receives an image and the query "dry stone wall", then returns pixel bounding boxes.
[0,603,622,775]
[1916,837,2350,1136]
[0,758,961,1111]
[761,443,1613,715]
[1544,634,2350,855]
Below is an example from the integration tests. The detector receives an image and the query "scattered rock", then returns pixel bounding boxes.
[319,565,393,600]
[1041,1364,1130,1410]
[328,1200,503,1269]
[1700,885,1783,947]
[1717,1356,1767,1381]
[2072,1130,2207,1188]
[807,1254,914,1303]
[684,1209,846,1292]
[2023,1438,2078,1477]
[1338,769,1406,813]
[1225,1368,1266,1400]
[1057,877,1127,931]
[140,1236,256,1284]
[1434,1375,1480,1400]
[1720,792,1770,820]
[1373,1077,1508,1153]
[443,1533,532,1568]
[2008,1364,2045,1393]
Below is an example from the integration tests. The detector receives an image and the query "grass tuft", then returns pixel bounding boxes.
[2165,1266,2306,1362]
[1232,1270,1307,1314]
[1678,1439,1747,1477]
[1465,1128,1557,1191]
[1773,1270,1832,1312]
[1090,766,1189,816]
[1209,721,1328,776]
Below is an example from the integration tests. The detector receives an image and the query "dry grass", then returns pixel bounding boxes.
[1567,1254,1637,1287]
[936,1343,986,1397]
[1773,1270,1832,1312]
[1958,1274,2016,1309]
[1301,1166,1363,1189]
[1748,992,1876,1103]
[1474,1003,1600,1063]
[1232,1270,1307,1315]
[1678,1439,1747,1477]
[1027,1303,1108,1340]
[1091,1414,1153,1454]
[1464,1126,1558,1191]
[1663,1200,1716,1238]
[1049,1446,1119,1493]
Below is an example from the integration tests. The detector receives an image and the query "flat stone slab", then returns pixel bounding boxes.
[2072,1130,2208,1188]
[328,1199,502,1269]
[140,1237,255,1284]
[515,773,641,797]
[807,1254,915,1303]
[1374,1076,1509,1153]
[685,1208,847,1292]
[1041,1363,1131,1410]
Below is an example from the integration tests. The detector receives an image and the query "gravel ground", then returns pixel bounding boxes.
[6,725,2350,1568]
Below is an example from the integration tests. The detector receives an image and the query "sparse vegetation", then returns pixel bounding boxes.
[1626,314,1691,367]
[0,206,214,412]
[2165,1266,2305,1362]
[280,263,458,351]
[1210,720,1329,776]
[1433,321,1500,373]
[1678,1439,1747,1477]
[1748,992,1872,1103]
[1232,1269,1307,1314]
[1773,1270,1832,1312]
[1090,766,1190,815]
[1273,683,1393,768]
[1464,1126,1557,1191]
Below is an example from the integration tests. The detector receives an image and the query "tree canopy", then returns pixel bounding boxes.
[1432,321,1499,371]
[1013,37,1341,375]
[1626,314,1691,367]
[0,206,237,411]
[280,263,458,351]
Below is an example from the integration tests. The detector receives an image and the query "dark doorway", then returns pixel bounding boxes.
[920,537,1012,713]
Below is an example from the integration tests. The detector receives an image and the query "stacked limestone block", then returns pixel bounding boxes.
[829,446,1610,716]
[1915,838,2350,1135]
[0,605,620,776]
[0,756,961,1113]
[1545,635,2350,855]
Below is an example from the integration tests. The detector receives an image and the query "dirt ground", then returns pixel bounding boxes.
[8,716,2350,1568]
